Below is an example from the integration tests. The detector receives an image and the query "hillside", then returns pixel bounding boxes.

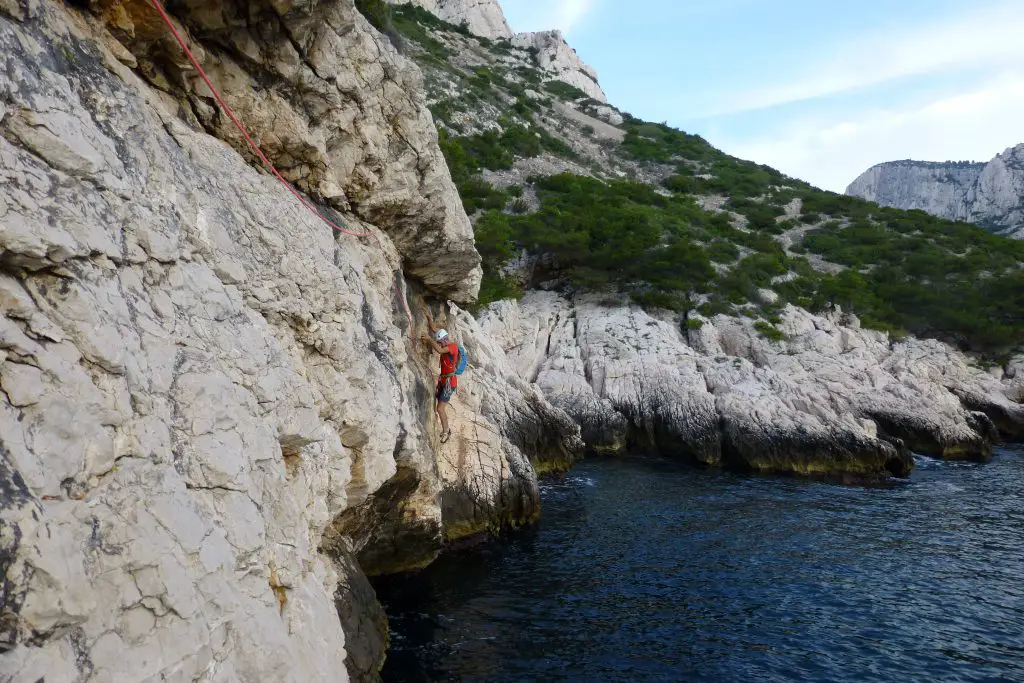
[847,146,1024,241]
[366,3,1024,354]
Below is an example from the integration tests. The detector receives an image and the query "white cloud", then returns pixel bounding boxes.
[697,1,1024,117]
[718,73,1024,192]
[502,0,594,35]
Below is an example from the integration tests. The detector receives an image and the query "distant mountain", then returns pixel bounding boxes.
[846,145,1024,239]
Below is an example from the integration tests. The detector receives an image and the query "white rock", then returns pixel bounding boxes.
[387,0,513,39]
[511,30,608,103]
[846,144,1024,239]
[0,2,578,680]
[482,294,1022,474]
[591,104,624,126]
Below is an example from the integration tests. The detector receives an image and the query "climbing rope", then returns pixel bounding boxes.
[147,0,416,336]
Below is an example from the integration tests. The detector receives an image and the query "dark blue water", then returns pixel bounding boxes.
[376,445,1024,682]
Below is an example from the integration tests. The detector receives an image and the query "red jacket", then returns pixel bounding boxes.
[439,342,459,389]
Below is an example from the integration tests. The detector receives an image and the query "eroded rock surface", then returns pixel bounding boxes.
[511,30,607,103]
[481,293,1022,476]
[387,0,512,39]
[83,0,482,302]
[847,146,1024,239]
[0,1,575,681]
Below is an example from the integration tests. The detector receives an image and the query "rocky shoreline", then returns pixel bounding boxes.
[479,292,1023,478]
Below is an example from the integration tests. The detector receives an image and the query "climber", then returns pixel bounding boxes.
[422,314,461,444]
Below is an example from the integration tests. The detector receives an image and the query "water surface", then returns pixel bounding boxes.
[376,446,1024,682]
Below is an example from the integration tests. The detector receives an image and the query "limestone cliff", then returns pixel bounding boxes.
[847,146,1024,239]
[511,30,607,103]
[482,293,1023,476]
[386,0,512,39]
[386,0,607,103]
[0,1,580,681]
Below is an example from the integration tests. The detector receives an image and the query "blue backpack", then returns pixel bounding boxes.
[454,344,468,376]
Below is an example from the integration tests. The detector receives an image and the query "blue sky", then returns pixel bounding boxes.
[501,0,1024,191]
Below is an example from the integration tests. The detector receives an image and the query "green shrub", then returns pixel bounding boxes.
[354,0,391,32]
[429,99,456,125]
[474,211,515,266]
[508,197,531,214]
[513,97,541,117]
[707,240,739,263]
[730,198,785,233]
[543,80,590,100]
[662,173,701,194]
[438,124,572,183]
[632,290,692,312]
[476,273,523,309]
[754,321,787,342]
[457,177,509,214]
[470,67,495,88]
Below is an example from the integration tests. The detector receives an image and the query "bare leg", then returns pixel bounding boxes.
[436,400,450,434]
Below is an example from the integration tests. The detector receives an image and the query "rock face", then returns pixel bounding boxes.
[387,0,512,39]
[0,1,579,681]
[389,0,606,103]
[93,0,482,303]
[847,145,1024,239]
[481,293,1023,476]
[512,30,607,103]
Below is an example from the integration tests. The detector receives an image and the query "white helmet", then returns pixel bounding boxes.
[433,329,449,342]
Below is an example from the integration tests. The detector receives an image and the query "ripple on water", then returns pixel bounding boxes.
[375,445,1024,683]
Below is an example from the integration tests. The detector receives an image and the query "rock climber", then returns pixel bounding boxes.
[422,313,460,444]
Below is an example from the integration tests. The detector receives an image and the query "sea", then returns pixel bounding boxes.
[375,445,1024,682]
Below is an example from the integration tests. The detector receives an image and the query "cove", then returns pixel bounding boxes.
[375,446,1024,682]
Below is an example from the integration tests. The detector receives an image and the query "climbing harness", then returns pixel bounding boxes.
[147,0,415,336]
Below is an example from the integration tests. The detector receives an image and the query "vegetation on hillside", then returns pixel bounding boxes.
[380,3,1024,353]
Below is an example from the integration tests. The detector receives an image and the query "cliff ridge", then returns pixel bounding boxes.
[847,145,1024,239]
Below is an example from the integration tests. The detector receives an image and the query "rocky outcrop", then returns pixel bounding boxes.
[0,1,579,681]
[86,0,482,302]
[968,146,1024,238]
[481,293,1023,477]
[387,0,512,39]
[847,146,1024,239]
[512,30,607,103]
[427,303,583,540]
[393,1,607,104]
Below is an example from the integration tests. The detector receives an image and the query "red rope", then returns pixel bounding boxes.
[147,0,417,335]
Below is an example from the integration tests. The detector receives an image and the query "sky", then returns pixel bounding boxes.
[500,0,1024,192]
